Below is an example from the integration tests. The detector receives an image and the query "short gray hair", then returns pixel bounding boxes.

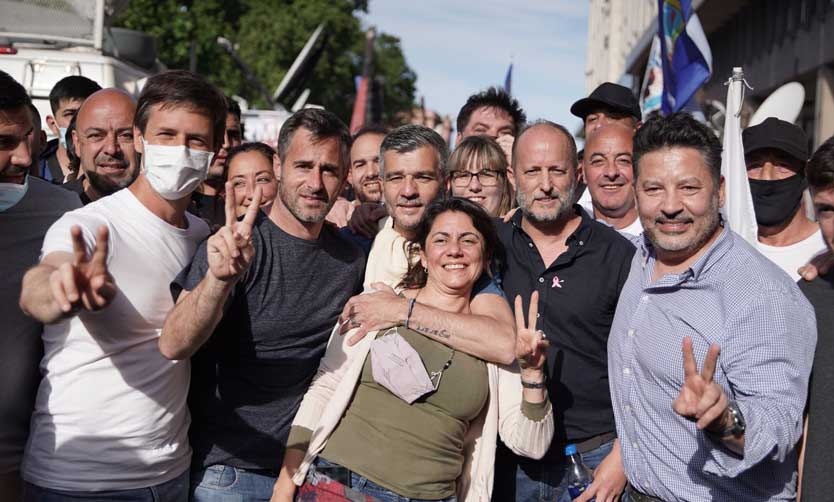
[379,124,449,181]
[512,119,578,171]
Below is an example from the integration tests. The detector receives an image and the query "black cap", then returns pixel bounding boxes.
[570,82,641,121]
[742,117,808,163]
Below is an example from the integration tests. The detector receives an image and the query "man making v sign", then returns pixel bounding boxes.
[19,70,223,500]
[608,113,815,502]
[162,108,365,501]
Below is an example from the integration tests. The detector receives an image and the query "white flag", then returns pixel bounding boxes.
[720,67,758,245]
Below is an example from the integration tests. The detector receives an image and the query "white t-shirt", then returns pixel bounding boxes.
[757,229,828,281]
[577,191,643,239]
[22,188,209,491]
[615,215,643,240]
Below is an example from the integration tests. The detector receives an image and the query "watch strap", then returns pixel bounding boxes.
[713,400,745,438]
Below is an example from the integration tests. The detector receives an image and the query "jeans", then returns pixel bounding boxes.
[191,465,277,502]
[311,459,457,502]
[495,439,615,502]
[22,469,189,502]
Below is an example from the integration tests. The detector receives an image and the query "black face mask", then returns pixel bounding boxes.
[748,175,806,227]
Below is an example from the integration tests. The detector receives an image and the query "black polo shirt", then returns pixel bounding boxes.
[496,205,635,447]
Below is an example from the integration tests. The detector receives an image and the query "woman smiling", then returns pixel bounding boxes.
[272,197,552,502]
[448,135,514,217]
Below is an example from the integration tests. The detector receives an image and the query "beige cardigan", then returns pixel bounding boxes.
[290,323,555,501]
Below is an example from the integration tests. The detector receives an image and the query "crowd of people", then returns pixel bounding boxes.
[0,66,832,502]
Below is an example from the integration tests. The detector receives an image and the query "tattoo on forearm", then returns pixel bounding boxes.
[412,324,450,339]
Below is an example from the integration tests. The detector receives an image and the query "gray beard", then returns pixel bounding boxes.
[517,185,576,224]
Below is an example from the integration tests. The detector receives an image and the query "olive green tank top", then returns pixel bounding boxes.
[321,326,489,499]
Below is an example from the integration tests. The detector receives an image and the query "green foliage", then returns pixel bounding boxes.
[113,0,415,124]
[372,32,417,125]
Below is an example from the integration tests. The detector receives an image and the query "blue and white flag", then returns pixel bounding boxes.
[639,35,663,119]
[658,0,712,114]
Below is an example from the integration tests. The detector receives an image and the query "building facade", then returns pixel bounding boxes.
[585,0,834,148]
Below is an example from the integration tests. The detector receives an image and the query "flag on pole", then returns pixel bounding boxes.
[720,67,758,246]
[349,75,369,134]
[503,63,513,95]
[639,35,663,120]
[657,0,712,114]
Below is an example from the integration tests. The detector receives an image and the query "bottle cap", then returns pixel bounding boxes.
[564,444,577,456]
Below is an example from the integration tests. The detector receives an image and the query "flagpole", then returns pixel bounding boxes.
[720,67,758,246]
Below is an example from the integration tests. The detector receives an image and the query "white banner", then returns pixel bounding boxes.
[720,67,758,246]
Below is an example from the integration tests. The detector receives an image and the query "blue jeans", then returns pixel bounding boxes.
[22,469,189,501]
[499,439,615,502]
[191,465,277,501]
[312,458,457,502]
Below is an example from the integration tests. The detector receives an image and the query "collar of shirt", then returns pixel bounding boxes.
[509,204,593,270]
[640,225,733,288]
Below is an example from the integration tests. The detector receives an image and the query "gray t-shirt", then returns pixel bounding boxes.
[0,177,80,474]
[173,213,365,472]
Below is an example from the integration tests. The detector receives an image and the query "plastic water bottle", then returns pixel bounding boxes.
[565,443,595,500]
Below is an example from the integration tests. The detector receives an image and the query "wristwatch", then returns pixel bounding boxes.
[714,400,746,438]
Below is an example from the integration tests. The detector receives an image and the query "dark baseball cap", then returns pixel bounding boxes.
[742,117,808,163]
[570,82,642,121]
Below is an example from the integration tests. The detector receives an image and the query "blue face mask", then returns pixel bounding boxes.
[58,127,69,149]
[0,175,29,212]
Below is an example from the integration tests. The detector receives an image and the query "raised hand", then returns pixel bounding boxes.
[325,196,353,228]
[49,225,116,313]
[207,182,261,282]
[347,201,387,238]
[514,291,548,371]
[672,337,729,430]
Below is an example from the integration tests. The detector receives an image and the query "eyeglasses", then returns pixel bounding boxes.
[450,169,502,187]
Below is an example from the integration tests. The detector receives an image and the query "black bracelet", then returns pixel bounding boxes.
[521,379,546,389]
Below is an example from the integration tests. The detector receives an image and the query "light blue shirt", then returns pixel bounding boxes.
[608,226,816,501]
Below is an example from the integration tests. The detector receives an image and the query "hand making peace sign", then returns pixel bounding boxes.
[514,291,548,371]
[49,225,116,313]
[672,336,729,431]
[207,181,262,282]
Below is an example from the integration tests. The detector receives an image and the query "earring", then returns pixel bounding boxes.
[423,266,428,273]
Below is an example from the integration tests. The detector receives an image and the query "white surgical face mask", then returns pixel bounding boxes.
[58,127,69,149]
[0,175,29,212]
[142,139,214,200]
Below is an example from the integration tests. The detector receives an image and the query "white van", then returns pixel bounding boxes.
[0,0,160,125]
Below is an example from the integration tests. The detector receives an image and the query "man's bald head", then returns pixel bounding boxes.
[73,88,139,200]
[76,89,135,121]
[582,122,636,220]
[585,122,634,153]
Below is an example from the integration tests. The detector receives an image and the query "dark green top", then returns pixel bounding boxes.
[321,326,488,499]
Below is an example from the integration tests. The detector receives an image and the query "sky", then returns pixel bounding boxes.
[359,0,589,137]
